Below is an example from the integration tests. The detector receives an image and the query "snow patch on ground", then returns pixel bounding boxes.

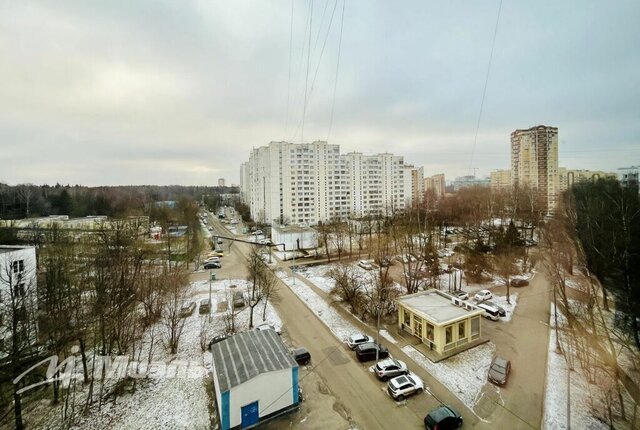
[402,343,495,410]
[276,271,360,342]
[379,329,398,344]
[542,304,606,430]
[489,293,519,322]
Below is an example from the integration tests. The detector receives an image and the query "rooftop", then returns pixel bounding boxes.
[211,329,297,392]
[397,289,483,325]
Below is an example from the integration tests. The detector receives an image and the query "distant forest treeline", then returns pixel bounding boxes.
[0,183,239,219]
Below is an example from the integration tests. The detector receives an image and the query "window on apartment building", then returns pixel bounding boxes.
[12,260,25,274]
[13,283,26,298]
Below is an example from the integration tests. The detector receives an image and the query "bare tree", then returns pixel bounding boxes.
[328,264,365,315]
[161,269,189,354]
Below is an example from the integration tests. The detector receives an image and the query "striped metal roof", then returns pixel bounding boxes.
[211,329,297,392]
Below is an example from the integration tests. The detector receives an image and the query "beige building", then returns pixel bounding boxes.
[397,289,484,358]
[490,169,511,191]
[404,165,425,206]
[511,125,559,214]
[424,173,446,199]
[558,168,616,192]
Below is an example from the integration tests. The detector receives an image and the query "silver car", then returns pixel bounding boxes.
[374,358,408,381]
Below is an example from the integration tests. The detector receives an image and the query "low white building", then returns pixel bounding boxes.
[270,225,318,252]
[211,329,300,430]
[0,245,38,357]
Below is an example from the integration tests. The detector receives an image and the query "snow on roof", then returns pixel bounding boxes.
[211,329,297,392]
[397,289,483,325]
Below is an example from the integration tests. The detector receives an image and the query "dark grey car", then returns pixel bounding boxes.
[488,356,511,386]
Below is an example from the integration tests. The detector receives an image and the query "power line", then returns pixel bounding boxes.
[327,0,345,142]
[284,0,294,136]
[468,0,503,175]
[301,0,314,144]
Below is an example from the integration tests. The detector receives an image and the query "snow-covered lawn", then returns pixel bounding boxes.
[30,278,283,430]
[402,343,495,410]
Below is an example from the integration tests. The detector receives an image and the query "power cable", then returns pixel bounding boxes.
[327,0,345,142]
[288,0,339,142]
[301,0,314,144]
[284,0,294,136]
[468,0,503,175]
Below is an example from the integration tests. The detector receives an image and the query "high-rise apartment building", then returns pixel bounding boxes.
[405,165,425,206]
[240,142,412,226]
[511,125,559,213]
[424,173,446,199]
[218,178,226,187]
[490,169,511,191]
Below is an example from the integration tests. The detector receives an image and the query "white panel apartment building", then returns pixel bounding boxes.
[241,141,413,226]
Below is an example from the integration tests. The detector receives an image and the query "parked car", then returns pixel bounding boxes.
[474,289,493,301]
[255,322,282,335]
[476,302,501,321]
[203,260,221,269]
[511,278,530,287]
[179,301,196,317]
[346,333,374,350]
[482,300,506,317]
[374,358,408,381]
[358,260,373,270]
[387,372,424,400]
[199,298,211,314]
[452,291,469,301]
[208,334,230,349]
[216,238,223,244]
[204,256,220,263]
[253,230,263,236]
[233,291,245,308]
[424,405,463,430]
[354,342,389,362]
[376,257,391,267]
[213,249,224,257]
[488,356,511,386]
[292,347,311,365]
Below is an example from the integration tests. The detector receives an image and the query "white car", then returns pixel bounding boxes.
[255,322,282,335]
[474,289,493,302]
[358,260,373,270]
[387,372,424,400]
[346,333,374,349]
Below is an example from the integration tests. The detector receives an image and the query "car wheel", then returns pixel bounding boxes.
[381,375,388,382]
[416,388,423,394]
[396,394,404,401]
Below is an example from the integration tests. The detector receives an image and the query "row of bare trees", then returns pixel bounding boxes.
[0,202,203,428]
[540,180,640,428]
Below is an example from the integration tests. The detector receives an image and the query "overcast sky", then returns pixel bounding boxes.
[1,1,638,186]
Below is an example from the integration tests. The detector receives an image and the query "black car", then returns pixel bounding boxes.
[208,334,230,350]
[424,405,463,430]
[354,342,389,362]
[292,347,311,365]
